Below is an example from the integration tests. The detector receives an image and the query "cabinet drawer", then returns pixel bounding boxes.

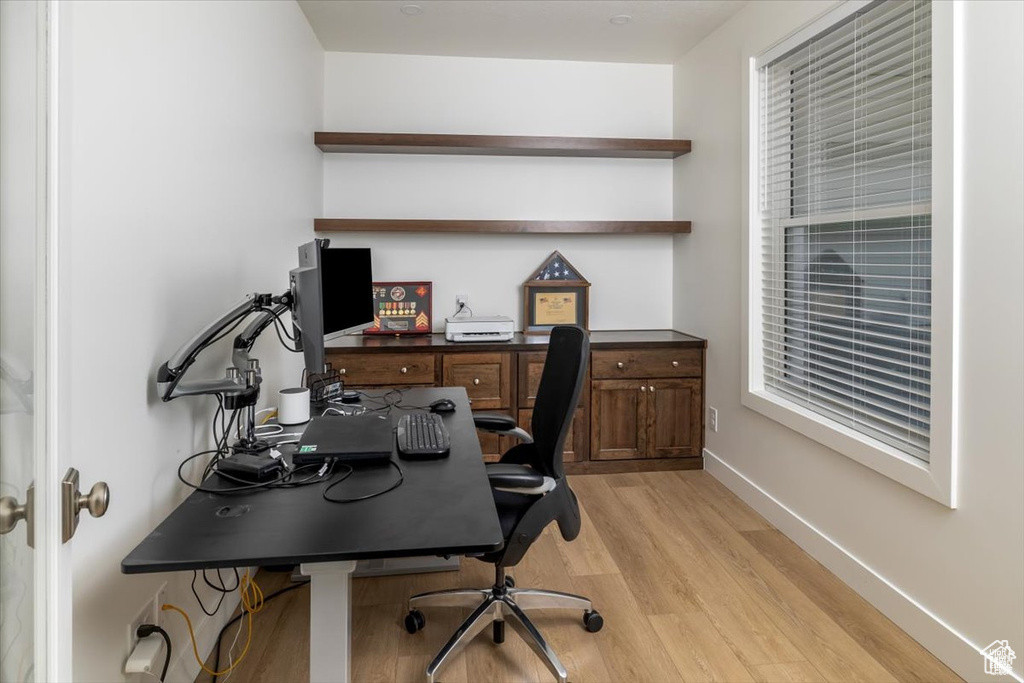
[326,352,435,386]
[442,353,511,410]
[591,348,701,379]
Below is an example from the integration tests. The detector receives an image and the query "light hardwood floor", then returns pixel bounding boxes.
[196,471,961,682]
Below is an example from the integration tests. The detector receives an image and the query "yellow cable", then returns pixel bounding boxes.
[162,571,263,677]
[259,410,277,425]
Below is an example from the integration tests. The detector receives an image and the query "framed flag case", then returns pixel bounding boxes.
[522,252,590,335]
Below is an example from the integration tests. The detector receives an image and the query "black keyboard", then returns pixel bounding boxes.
[396,412,451,459]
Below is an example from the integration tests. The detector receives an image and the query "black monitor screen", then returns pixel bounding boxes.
[292,241,374,375]
[320,247,374,340]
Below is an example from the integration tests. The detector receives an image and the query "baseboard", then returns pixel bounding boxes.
[703,448,1022,683]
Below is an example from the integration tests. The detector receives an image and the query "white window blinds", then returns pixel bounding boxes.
[758,0,932,461]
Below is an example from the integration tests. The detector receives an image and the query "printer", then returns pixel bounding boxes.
[444,315,515,343]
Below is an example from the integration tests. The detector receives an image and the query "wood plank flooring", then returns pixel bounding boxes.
[196,471,960,682]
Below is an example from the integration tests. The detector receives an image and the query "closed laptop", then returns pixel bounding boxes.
[294,414,394,464]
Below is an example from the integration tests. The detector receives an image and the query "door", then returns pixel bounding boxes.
[590,380,646,460]
[647,378,703,458]
[1,2,54,679]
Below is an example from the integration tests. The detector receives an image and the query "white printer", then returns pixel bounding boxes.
[444,315,515,343]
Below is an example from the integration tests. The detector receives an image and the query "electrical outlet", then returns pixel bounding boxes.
[455,293,469,309]
[709,406,719,433]
[126,582,166,657]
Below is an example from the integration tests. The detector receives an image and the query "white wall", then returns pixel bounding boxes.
[673,1,1024,679]
[323,52,676,331]
[59,1,322,680]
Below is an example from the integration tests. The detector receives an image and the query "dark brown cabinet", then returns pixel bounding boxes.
[325,330,705,474]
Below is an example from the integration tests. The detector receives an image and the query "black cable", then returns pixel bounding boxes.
[272,316,299,352]
[210,580,309,683]
[136,624,171,682]
[203,567,240,594]
[191,570,226,616]
[322,460,404,503]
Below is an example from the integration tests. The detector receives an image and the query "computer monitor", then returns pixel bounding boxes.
[290,240,374,375]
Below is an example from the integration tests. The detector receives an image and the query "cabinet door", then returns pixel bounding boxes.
[518,408,585,462]
[648,378,702,458]
[590,380,646,460]
[442,353,511,410]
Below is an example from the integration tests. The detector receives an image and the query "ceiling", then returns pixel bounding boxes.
[297,0,747,65]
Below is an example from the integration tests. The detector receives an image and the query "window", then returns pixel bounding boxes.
[746,0,958,504]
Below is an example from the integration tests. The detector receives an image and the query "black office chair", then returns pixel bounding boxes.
[404,325,602,683]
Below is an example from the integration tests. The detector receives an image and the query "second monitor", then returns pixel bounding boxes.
[291,239,374,376]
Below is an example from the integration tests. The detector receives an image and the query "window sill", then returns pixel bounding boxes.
[742,388,955,508]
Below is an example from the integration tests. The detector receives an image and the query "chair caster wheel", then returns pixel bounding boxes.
[405,609,426,634]
[583,610,604,633]
[504,576,515,588]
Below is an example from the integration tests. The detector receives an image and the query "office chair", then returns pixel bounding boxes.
[404,325,602,683]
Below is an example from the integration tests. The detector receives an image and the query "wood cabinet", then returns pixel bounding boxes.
[325,330,705,474]
[590,347,703,461]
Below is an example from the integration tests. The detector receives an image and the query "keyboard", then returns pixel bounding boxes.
[396,412,451,459]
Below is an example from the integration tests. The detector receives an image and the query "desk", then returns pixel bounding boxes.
[122,387,503,682]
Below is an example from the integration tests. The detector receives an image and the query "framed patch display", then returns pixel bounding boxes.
[364,281,432,335]
[522,252,590,335]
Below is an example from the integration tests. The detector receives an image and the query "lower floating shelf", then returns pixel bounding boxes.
[313,219,692,235]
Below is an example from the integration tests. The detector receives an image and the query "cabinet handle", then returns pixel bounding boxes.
[671,360,679,367]
[400,367,408,374]
[339,368,346,375]
[473,378,480,385]
[640,385,646,392]
[617,362,625,369]
[650,385,655,393]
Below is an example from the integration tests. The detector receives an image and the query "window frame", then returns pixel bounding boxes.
[743,0,961,507]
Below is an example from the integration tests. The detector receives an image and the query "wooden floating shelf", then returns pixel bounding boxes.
[315,132,691,159]
[314,219,692,235]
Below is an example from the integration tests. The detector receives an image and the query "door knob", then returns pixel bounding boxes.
[400,367,408,374]
[473,378,480,385]
[649,385,655,393]
[640,385,646,392]
[61,468,109,544]
[671,361,679,367]
[0,483,34,548]
[617,362,625,369]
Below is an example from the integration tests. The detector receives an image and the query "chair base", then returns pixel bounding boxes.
[406,575,600,683]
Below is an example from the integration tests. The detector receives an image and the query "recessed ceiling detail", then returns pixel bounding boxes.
[298,0,747,65]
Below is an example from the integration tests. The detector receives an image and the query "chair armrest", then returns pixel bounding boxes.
[486,464,546,490]
[473,413,533,444]
[474,413,518,432]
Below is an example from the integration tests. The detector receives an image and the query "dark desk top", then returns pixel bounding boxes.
[122,388,503,574]
[326,329,707,354]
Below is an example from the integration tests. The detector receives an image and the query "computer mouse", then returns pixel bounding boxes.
[429,398,457,414]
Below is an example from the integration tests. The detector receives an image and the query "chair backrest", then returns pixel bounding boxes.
[529,325,589,480]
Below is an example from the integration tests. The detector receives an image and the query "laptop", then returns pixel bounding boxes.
[293,414,394,465]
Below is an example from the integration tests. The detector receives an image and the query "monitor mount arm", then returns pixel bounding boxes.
[156,291,294,452]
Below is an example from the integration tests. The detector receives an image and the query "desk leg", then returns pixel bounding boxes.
[300,560,358,683]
